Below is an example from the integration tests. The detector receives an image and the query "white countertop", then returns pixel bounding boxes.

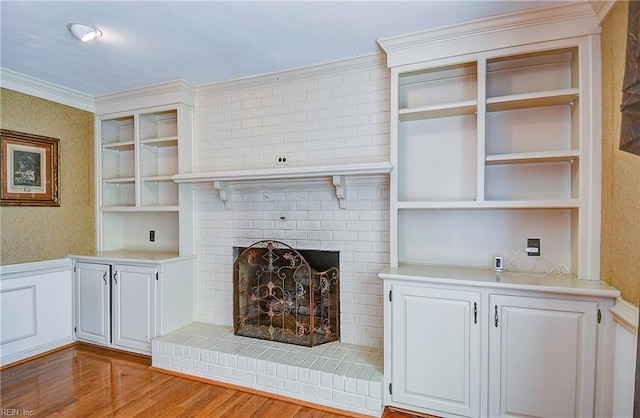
[69,250,195,264]
[379,263,621,298]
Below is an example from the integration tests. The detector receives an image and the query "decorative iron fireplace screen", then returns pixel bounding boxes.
[233,241,339,347]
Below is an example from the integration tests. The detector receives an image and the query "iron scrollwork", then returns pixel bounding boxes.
[233,240,339,347]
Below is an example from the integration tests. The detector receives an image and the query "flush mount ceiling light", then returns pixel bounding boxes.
[67,23,102,42]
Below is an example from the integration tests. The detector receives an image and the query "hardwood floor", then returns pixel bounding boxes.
[0,344,362,417]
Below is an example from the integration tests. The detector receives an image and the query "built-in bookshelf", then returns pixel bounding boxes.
[95,82,194,255]
[381,23,601,279]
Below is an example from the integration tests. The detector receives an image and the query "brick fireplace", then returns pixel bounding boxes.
[193,177,389,349]
[151,54,391,416]
[152,177,389,416]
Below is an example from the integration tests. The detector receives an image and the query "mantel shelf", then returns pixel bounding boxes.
[172,162,393,209]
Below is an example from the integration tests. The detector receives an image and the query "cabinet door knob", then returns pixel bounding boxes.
[114,271,119,284]
[102,271,107,285]
[494,305,499,327]
[473,302,478,324]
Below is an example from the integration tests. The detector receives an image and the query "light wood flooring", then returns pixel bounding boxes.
[0,344,424,417]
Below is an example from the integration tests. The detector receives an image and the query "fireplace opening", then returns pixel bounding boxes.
[233,241,339,347]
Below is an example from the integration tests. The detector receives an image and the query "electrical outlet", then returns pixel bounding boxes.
[526,238,540,256]
[275,155,289,166]
[149,230,155,242]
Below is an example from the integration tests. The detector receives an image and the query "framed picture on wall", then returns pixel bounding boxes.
[0,129,59,206]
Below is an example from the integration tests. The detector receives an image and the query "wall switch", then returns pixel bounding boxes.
[149,230,155,242]
[526,238,540,256]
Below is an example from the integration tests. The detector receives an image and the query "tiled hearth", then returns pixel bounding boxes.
[152,322,384,416]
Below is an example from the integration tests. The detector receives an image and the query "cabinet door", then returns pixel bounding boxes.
[75,262,110,345]
[112,264,156,352]
[489,295,598,417]
[391,285,481,417]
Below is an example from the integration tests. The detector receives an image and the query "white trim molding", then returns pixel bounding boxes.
[589,0,618,23]
[0,68,95,112]
[377,3,599,68]
[1,338,74,368]
[611,297,639,335]
[611,296,637,418]
[173,161,393,209]
[0,258,72,281]
[196,53,386,95]
[94,79,195,115]
[0,285,37,344]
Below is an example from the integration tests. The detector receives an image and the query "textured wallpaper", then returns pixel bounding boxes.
[0,89,95,265]
[601,1,640,307]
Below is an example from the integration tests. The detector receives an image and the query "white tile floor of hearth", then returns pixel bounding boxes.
[152,322,384,416]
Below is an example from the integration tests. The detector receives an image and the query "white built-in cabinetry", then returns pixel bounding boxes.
[75,262,110,346]
[389,284,481,417]
[380,265,620,418]
[378,3,602,279]
[70,81,196,354]
[377,4,619,417]
[95,82,195,255]
[488,293,598,417]
[73,254,194,355]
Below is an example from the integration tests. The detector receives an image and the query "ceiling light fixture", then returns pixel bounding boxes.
[67,23,102,42]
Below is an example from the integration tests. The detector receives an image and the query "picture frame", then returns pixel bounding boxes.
[1,129,59,206]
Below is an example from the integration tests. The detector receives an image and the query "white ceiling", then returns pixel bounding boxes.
[1,1,576,97]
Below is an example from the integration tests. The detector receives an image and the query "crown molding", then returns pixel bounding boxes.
[377,2,599,67]
[0,68,95,112]
[94,80,195,115]
[378,3,597,52]
[196,53,386,96]
[589,0,617,23]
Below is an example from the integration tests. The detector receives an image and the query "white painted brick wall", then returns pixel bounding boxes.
[192,55,391,349]
[194,180,389,349]
[194,56,390,171]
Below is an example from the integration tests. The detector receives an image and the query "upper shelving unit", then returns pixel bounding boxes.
[99,107,183,211]
[94,80,195,255]
[378,2,601,279]
[395,46,581,207]
[396,61,478,204]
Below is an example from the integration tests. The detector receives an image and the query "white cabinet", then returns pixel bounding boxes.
[72,253,194,355]
[489,295,598,417]
[75,262,110,346]
[389,285,481,417]
[378,5,602,279]
[75,260,156,354]
[380,264,620,418]
[95,81,195,256]
[112,264,156,353]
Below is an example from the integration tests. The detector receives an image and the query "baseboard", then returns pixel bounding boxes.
[0,339,76,370]
[383,406,441,417]
[76,341,151,360]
